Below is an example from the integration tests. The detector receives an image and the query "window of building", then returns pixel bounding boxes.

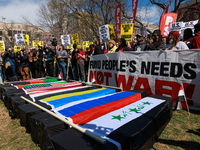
[186,10,190,21]
[180,10,184,21]
[23,31,26,34]
[13,30,17,34]
[18,25,20,30]
[0,37,2,40]
[8,30,12,36]
[193,6,197,19]
[0,31,2,36]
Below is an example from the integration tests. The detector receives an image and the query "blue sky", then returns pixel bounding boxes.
[0,0,174,25]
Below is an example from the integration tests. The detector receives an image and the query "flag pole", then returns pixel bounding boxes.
[20,96,106,144]
[181,82,190,116]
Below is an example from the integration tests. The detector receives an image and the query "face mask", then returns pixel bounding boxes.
[152,36,157,42]
[169,39,173,44]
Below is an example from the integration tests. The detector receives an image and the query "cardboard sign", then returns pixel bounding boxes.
[71,34,79,45]
[0,41,5,52]
[120,23,134,42]
[99,24,110,43]
[32,40,43,48]
[14,33,25,46]
[14,46,21,53]
[109,24,116,40]
[83,41,90,51]
[61,35,71,47]
[23,34,29,46]
[67,44,73,50]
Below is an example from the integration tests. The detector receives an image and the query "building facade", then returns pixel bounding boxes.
[0,18,44,48]
[177,0,200,22]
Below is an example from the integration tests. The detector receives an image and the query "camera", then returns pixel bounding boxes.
[51,38,57,46]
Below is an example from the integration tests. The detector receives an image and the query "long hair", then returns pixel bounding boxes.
[120,38,127,48]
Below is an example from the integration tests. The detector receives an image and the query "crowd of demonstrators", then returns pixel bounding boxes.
[0,23,199,83]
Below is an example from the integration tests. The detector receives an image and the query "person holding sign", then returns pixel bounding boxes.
[76,45,85,82]
[20,49,29,80]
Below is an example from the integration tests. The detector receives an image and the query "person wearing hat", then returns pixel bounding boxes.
[56,45,68,80]
[145,30,165,50]
[108,40,117,53]
[76,45,85,82]
[191,23,200,49]
[167,31,189,50]
[134,34,146,51]
[20,48,29,80]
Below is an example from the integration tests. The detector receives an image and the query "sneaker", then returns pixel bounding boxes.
[82,81,85,83]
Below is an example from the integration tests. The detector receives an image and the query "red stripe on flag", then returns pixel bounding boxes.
[71,93,142,124]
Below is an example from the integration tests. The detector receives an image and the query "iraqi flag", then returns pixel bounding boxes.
[174,84,188,110]
[52,93,172,150]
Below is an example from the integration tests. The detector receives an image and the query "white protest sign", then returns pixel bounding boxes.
[99,24,110,43]
[61,35,71,47]
[14,33,25,46]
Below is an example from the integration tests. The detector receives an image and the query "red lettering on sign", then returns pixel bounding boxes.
[115,74,134,91]
[104,72,112,86]
[134,77,153,95]
[155,80,180,103]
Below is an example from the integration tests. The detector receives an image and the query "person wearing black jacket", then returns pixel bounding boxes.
[93,42,106,55]
[44,47,54,77]
[71,44,78,80]
[3,48,17,81]
[145,30,165,50]
[20,49,29,80]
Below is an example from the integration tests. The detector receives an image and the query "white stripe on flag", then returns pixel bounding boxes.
[81,97,165,137]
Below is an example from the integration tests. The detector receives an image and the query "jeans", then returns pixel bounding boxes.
[59,62,67,80]
[11,65,17,76]
[77,60,85,81]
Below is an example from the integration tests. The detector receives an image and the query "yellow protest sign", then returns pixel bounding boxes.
[109,24,116,40]
[89,42,93,45]
[32,40,43,48]
[71,34,79,45]
[67,44,73,50]
[0,41,5,52]
[120,23,134,42]
[23,34,29,46]
[14,46,21,53]
[83,41,89,51]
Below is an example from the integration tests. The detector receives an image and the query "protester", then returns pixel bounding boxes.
[3,48,17,81]
[44,47,54,77]
[20,49,29,80]
[134,34,146,51]
[183,28,193,48]
[71,44,78,80]
[29,48,34,78]
[146,30,165,50]
[76,45,85,82]
[162,37,170,49]
[56,45,68,80]
[33,46,44,78]
[167,31,189,50]
[116,38,129,52]
[190,23,200,49]
[94,39,105,55]
[108,40,117,53]
[127,42,134,51]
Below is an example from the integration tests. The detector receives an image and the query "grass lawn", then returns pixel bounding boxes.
[0,99,199,150]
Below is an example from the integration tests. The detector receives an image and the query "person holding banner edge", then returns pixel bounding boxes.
[190,23,200,49]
